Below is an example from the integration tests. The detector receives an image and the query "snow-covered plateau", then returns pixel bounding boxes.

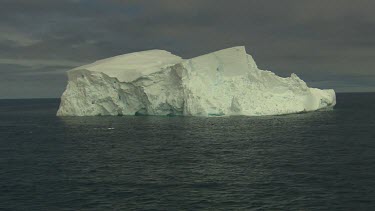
[57,46,336,116]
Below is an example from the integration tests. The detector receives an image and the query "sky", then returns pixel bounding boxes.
[1,0,375,99]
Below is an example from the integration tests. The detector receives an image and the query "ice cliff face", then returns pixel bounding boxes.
[57,46,336,116]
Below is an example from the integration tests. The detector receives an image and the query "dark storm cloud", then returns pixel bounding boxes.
[1,0,374,98]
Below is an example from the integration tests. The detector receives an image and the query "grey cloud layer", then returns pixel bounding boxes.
[1,0,374,98]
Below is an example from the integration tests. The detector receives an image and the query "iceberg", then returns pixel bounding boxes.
[57,46,336,116]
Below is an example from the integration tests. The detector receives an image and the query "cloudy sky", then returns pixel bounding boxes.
[1,0,374,98]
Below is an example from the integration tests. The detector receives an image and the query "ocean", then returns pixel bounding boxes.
[0,93,374,210]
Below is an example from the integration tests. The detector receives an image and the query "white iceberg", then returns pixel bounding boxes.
[57,46,336,116]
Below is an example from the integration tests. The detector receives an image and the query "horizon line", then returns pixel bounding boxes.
[1,91,374,100]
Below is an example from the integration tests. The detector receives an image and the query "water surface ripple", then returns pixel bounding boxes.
[0,93,374,210]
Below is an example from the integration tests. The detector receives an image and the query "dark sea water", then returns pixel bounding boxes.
[0,93,374,210]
